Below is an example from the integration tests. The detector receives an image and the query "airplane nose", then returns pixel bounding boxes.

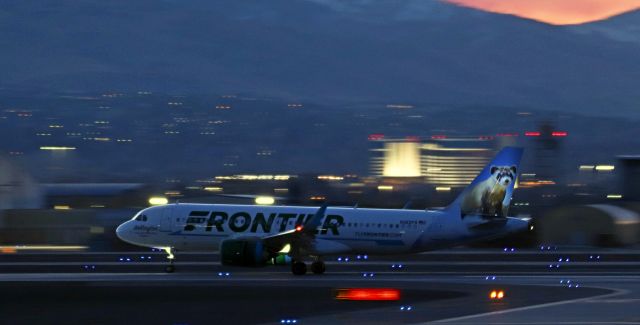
[116,221,131,242]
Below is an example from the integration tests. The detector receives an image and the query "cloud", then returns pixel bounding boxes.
[443,0,640,25]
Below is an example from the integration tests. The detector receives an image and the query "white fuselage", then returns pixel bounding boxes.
[116,203,527,256]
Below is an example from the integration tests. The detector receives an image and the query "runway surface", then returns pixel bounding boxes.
[1,249,639,324]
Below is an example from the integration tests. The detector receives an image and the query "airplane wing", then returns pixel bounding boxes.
[260,205,327,254]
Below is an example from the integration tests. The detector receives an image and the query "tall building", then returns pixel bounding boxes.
[421,137,493,188]
[369,135,422,178]
[369,135,494,189]
[526,122,566,182]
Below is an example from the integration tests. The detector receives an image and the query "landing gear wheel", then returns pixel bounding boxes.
[165,265,175,273]
[291,261,307,275]
[311,261,326,274]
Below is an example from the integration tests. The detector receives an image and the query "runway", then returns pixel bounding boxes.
[1,250,639,324]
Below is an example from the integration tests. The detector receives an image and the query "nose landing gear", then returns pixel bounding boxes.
[163,247,175,273]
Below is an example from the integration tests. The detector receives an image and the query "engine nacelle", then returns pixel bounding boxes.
[220,237,270,267]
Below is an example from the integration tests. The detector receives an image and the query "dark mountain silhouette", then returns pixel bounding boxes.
[1,0,639,116]
[572,9,640,45]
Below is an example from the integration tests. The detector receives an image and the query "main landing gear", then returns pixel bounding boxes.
[311,260,326,274]
[292,261,307,275]
[163,247,175,273]
[291,260,326,275]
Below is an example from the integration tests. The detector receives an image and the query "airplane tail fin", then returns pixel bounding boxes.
[445,147,523,219]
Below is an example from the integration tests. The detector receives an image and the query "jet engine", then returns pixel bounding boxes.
[220,237,271,267]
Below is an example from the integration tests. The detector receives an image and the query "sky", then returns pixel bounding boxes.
[444,0,640,25]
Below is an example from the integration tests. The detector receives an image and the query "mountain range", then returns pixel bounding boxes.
[1,0,639,117]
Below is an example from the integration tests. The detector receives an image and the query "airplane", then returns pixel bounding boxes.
[116,147,529,275]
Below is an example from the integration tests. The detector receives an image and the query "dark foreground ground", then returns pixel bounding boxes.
[2,249,634,324]
[0,277,609,325]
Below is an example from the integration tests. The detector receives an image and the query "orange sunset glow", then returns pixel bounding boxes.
[443,0,640,25]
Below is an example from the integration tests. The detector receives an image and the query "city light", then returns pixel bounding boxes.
[595,165,615,171]
[607,194,623,199]
[317,175,344,181]
[552,131,568,137]
[215,175,292,181]
[40,146,76,151]
[0,245,88,252]
[148,197,169,206]
[255,196,275,205]
[378,185,394,191]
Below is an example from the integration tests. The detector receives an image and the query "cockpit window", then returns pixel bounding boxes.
[134,214,148,222]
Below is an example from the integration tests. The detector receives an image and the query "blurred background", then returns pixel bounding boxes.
[2,0,640,252]
[2,92,640,252]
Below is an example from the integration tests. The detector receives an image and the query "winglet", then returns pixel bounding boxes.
[302,204,328,234]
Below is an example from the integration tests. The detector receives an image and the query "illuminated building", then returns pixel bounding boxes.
[369,136,421,178]
[369,135,494,188]
[382,142,422,177]
[421,137,493,188]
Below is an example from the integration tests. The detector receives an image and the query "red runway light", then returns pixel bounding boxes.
[552,131,568,137]
[524,131,541,137]
[335,288,401,301]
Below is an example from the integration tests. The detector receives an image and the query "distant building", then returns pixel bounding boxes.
[618,155,640,201]
[0,157,43,210]
[369,135,494,189]
[537,204,640,246]
[422,137,494,188]
[41,183,150,209]
[524,121,567,183]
